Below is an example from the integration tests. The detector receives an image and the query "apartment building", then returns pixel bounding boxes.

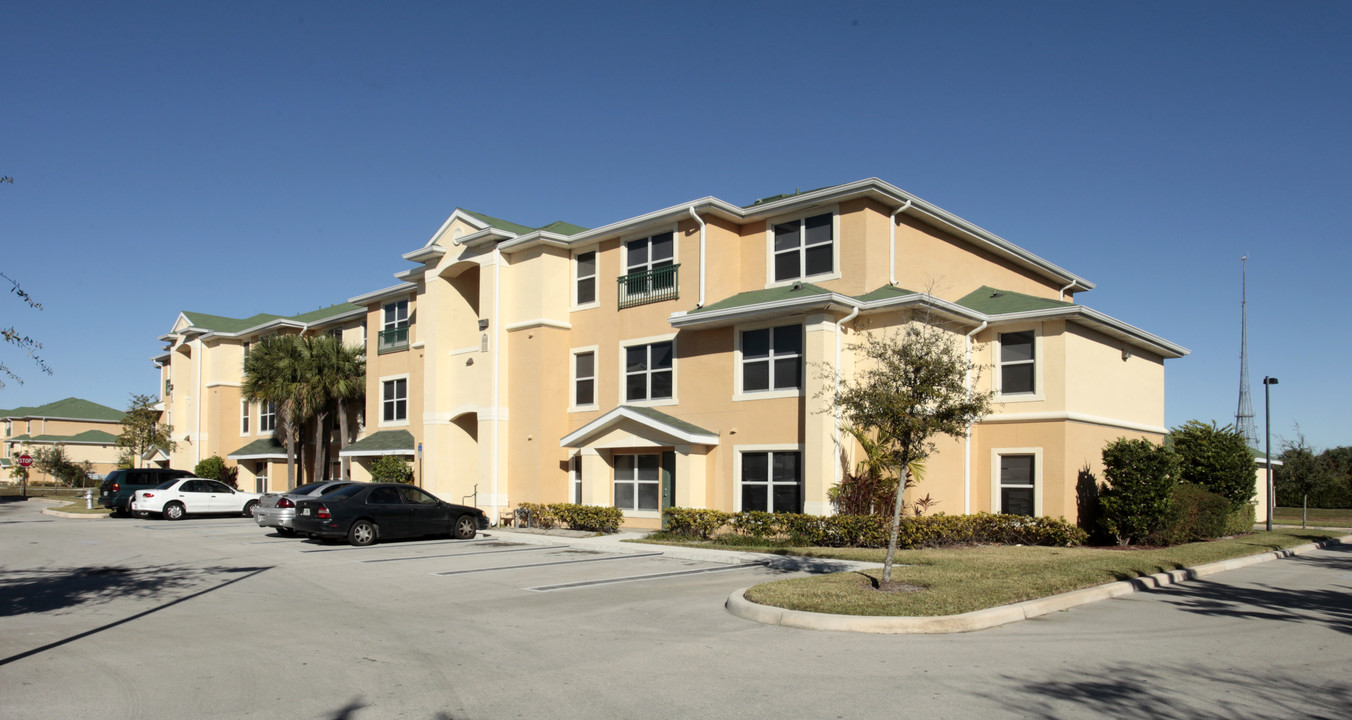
[155,177,1187,528]
[1,397,124,483]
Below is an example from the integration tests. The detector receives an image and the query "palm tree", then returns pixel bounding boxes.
[242,334,307,489]
[297,334,365,482]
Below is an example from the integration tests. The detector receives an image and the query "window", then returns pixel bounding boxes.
[626,232,674,275]
[572,455,583,504]
[380,300,411,354]
[329,327,343,341]
[260,402,277,433]
[241,400,250,434]
[254,461,268,493]
[998,454,1036,516]
[740,451,802,513]
[741,324,802,393]
[575,251,597,306]
[1000,331,1036,395]
[773,213,833,282]
[613,453,659,511]
[625,341,673,402]
[619,232,678,308]
[573,351,596,408]
[383,378,408,422]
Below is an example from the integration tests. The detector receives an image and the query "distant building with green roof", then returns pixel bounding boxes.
[2,397,126,484]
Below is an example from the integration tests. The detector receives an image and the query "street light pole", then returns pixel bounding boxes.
[1263,376,1279,531]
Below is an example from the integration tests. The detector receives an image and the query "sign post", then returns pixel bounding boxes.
[17,454,33,498]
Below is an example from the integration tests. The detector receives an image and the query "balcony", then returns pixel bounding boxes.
[378,326,410,354]
[617,264,679,310]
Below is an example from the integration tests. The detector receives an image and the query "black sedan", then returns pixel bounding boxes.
[291,483,489,546]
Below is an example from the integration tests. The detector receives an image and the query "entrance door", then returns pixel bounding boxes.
[660,451,675,530]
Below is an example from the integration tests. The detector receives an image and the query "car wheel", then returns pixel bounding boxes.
[453,514,478,540]
[276,527,296,537]
[164,502,186,521]
[110,507,127,518]
[348,519,377,547]
[242,500,259,518]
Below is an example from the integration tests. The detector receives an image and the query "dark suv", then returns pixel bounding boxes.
[100,468,194,516]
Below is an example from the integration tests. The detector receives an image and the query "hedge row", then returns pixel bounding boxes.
[514,502,624,534]
[662,507,1087,549]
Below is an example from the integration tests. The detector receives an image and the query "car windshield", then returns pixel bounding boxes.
[287,482,328,495]
[320,483,354,495]
[153,479,179,489]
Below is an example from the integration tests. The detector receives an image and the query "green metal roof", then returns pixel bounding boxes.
[179,300,362,337]
[342,430,416,454]
[688,283,834,314]
[460,210,537,236]
[7,429,119,444]
[0,397,124,422]
[620,406,716,438]
[537,220,589,236]
[853,284,919,302]
[226,437,287,459]
[287,303,363,324]
[955,286,1072,315]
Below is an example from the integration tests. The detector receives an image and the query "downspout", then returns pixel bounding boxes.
[194,338,202,467]
[1059,279,1082,301]
[889,200,912,286]
[689,206,706,307]
[491,248,502,522]
[963,320,988,515]
[834,305,861,491]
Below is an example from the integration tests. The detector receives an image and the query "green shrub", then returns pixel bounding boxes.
[550,503,623,533]
[659,507,1085,549]
[515,502,556,529]
[194,456,228,482]
[1099,438,1178,545]
[1223,503,1256,536]
[1151,483,1232,546]
[1169,420,1256,509]
[369,455,413,484]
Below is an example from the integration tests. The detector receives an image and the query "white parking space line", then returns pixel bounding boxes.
[431,551,665,576]
[361,544,557,564]
[525,561,770,592]
[298,537,494,553]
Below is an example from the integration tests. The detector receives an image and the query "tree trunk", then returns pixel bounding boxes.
[312,411,328,481]
[283,409,297,490]
[881,465,911,586]
[1303,494,1308,529]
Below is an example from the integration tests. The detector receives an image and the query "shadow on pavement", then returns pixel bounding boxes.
[981,662,1352,720]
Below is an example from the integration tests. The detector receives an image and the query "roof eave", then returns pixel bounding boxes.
[988,306,1189,358]
[348,282,418,306]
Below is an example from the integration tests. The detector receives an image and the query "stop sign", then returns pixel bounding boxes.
[17,454,33,468]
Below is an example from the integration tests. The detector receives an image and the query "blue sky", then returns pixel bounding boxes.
[3,1,1349,451]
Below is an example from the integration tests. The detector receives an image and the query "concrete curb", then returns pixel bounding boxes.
[726,534,1352,634]
[41,507,109,519]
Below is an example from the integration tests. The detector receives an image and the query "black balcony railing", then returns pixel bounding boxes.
[617,264,679,310]
[378,326,410,354]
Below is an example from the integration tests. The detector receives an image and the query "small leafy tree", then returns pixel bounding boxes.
[117,393,175,468]
[1275,432,1325,527]
[194,455,229,482]
[1098,438,1177,545]
[1168,420,1255,509]
[822,321,992,586]
[32,446,93,487]
[369,454,413,484]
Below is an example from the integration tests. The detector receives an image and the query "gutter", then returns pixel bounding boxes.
[689,206,707,307]
[963,321,988,515]
[834,306,861,491]
[889,200,912,286]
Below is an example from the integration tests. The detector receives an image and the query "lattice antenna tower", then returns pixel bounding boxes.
[1235,255,1259,447]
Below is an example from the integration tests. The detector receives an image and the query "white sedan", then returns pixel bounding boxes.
[132,478,262,521]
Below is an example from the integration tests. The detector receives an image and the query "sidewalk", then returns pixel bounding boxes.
[488,526,1351,635]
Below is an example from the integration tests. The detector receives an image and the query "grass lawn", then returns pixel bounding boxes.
[1273,506,1352,528]
[49,502,112,515]
[645,530,1346,617]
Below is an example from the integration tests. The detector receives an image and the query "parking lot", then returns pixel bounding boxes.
[4,498,1351,720]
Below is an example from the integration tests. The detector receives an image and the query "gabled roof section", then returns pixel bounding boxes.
[179,311,283,334]
[0,397,124,422]
[227,437,287,460]
[9,429,119,444]
[170,300,364,341]
[957,286,1073,314]
[288,303,364,324]
[561,406,719,448]
[536,220,589,236]
[691,283,835,314]
[460,210,536,236]
[852,284,920,303]
[339,429,416,457]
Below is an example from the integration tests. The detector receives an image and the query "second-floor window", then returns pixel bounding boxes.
[574,351,596,407]
[625,341,673,402]
[241,400,250,434]
[380,300,411,354]
[773,212,833,282]
[383,378,408,423]
[619,232,677,308]
[260,402,277,433]
[1000,331,1036,395]
[741,324,803,393]
[575,251,597,306]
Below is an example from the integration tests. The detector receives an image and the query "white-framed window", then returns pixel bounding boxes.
[613,453,660,512]
[623,338,675,404]
[382,376,409,424]
[329,327,343,341]
[997,329,1040,399]
[769,211,836,284]
[254,461,269,494]
[574,250,598,308]
[737,448,803,513]
[992,448,1042,516]
[241,399,250,435]
[739,323,803,395]
[625,231,675,275]
[570,346,598,411]
[259,402,277,433]
[383,300,410,330]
